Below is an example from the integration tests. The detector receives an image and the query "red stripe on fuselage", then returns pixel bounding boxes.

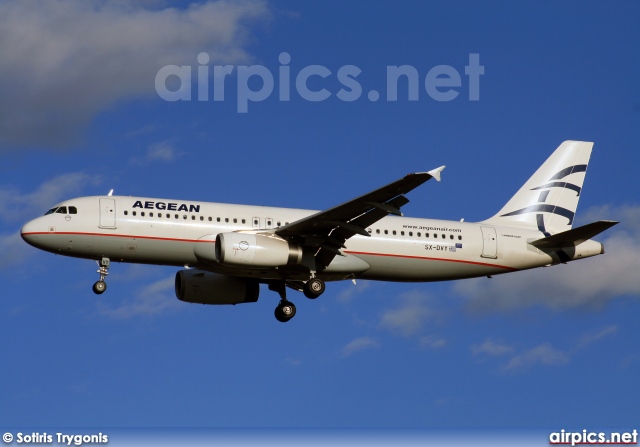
[344,250,517,271]
[23,231,517,271]
[21,231,216,244]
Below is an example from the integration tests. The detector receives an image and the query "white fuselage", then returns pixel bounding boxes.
[20,195,604,282]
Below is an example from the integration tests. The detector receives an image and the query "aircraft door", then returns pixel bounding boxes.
[99,198,116,229]
[480,226,497,259]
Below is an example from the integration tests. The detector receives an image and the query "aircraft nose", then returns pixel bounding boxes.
[21,218,41,246]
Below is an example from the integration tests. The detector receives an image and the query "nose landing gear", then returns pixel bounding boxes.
[92,257,110,295]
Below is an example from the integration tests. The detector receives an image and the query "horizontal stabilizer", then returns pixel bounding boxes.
[529,220,618,249]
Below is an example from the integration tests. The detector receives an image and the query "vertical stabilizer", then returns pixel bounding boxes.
[483,141,593,235]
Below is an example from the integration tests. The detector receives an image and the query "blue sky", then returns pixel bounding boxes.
[1,0,639,433]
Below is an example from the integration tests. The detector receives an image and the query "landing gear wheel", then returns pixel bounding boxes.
[93,280,107,295]
[274,300,297,322]
[303,278,325,299]
[93,257,110,295]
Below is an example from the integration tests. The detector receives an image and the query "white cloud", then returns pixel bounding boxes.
[116,264,163,282]
[341,336,380,357]
[146,141,177,162]
[505,343,569,370]
[419,335,446,349]
[0,172,101,223]
[0,0,270,148]
[453,205,640,312]
[471,338,514,357]
[379,290,436,336]
[130,140,181,165]
[0,232,33,270]
[577,204,640,236]
[336,280,371,302]
[100,276,181,318]
[285,357,302,367]
[473,327,618,371]
[578,325,617,348]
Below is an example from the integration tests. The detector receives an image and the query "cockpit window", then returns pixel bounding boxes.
[45,206,77,215]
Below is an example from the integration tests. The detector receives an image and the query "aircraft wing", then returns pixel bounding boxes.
[275,167,445,268]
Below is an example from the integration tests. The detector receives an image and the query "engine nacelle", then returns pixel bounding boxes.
[215,233,302,267]
[175,269,259,305]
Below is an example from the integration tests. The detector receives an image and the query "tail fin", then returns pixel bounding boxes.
[483,140,593,235]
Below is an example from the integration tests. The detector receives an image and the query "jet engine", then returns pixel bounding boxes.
[175,269,259,305]
[215,233,303,267]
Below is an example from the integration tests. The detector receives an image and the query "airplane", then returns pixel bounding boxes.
[21,140,617,322]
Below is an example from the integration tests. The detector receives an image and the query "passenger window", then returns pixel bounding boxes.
[217,217,220,222]
[141,212,145,217]
[192,215,196,220]
[384,230,388,234]
[209,217,212,222]
[450,235,454,239]
[124,210,128,216]
[376,229,380,234]
[400,231,404,236]
[392,230,396,235]
[69,206,78,214]
[233,218,237,223]
[175,214,178,219]
[226,218,229,223]
[242,219,246,224]
[183,215,187,219]
[417,232,421,237]
[200,216,204,221]
[150,212,154,217]
[132,211,137,216]
[441,234,445,239]
[425,233,429,238]
[458,235,462,240]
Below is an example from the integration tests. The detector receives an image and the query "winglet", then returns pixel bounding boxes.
[426,165,446,182]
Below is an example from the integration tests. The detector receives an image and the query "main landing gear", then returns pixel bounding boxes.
[303,277,325,299]
[92,257,110,295]
[270,277,326,322]
[274,300,296,323]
